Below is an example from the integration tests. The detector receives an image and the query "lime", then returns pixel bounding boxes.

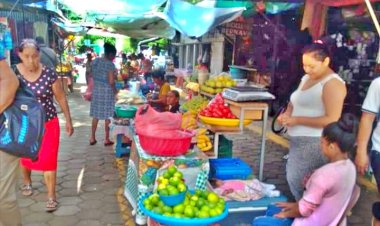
[168,187,179,195]
[158,200,165,208]
[152,206,163,214]
[200,205,210,212]
[190,195,199,202]
[184,206,195,218]
[162,205,173,213]
[201,190,209,199]
[157,183,167,191]
[196,198,206,209]
[169,177,181,187]
[183,197,190,206]
[161,178,169,185]
[144,203,153,211]
[177,183,187,193]
[189,200,197,207]
[168,165,177,176]
[163,171,172,179]
[143,198,151,207]
[207,192,219,204]
[197,210,210,218]
[173,171,183,179]
[173,204,185,214]
[173,213,183,218]
[150,194,160,206]
[208,202,216,208]
[163,212,172,217]
[215,207,223,215]
[158,189,169,196]
[157,176,165,183]
[218,198,225,205]
[209,209,219,217]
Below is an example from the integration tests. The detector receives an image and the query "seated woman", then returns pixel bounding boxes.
[254,114,358,226]
[167,90,180,113]
[148,70,170,112]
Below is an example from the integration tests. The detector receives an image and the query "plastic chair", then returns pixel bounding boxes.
[337,184,361,226]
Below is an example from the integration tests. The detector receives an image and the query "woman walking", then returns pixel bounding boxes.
[89,43,117,146]
[15,39,74,212]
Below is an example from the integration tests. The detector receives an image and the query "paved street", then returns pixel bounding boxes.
[16,82,378,226]
[17,88,130,226]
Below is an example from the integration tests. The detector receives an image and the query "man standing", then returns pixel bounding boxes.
[35,36,58,69]
[0,59,21,226]
[355,76,380,225]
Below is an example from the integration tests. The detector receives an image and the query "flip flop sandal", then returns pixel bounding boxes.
[46,198,59,212]
[20,184,33,196]
[104,141,114,146]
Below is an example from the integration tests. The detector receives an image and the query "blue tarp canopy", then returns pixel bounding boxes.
[57,0,246,38]
[7,0,304,38]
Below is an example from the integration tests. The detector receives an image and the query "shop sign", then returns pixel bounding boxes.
[221,21,252,37]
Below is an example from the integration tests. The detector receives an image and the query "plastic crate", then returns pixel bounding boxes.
[218,135,232,158]
[209,158,252,180]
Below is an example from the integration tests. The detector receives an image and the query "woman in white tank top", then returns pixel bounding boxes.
[278,43,347,200]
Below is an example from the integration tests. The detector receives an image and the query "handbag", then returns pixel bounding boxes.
[0,76,45,161]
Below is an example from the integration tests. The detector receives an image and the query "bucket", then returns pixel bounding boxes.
[229,67,248,79]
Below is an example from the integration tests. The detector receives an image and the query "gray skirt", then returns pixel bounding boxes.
[286,136,327,201]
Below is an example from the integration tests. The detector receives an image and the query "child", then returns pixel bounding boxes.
[254,114,358,226]
[210,178,280,201]
[167,90,181,113]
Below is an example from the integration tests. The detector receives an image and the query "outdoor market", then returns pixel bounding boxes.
[1,0,380,226]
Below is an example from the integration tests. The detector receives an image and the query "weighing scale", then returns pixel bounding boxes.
[222,86,275,102]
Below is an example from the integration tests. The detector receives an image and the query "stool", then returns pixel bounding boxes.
[114,134,130,157]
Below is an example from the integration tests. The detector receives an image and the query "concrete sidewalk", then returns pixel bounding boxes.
[17,88,129,226]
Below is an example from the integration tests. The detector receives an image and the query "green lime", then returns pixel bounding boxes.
[152,206,163,214]
[209,209,219,217]
[159,189,169,196]
[177,183,187,193]
[173,171,183,179]
[169,177,181,187]
[173,204,185,214]
[207,192,219,204]
[184,206,195,218]
[168,165,177,176]
[162,205,173,213]
[197,210,210,218]
[163,171,171,179]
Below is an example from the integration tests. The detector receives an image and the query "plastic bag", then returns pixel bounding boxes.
[135,105,182,136]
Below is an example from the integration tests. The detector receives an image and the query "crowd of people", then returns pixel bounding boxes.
[1,38,380,226]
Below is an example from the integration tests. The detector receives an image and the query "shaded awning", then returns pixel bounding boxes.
[157,0,245,38]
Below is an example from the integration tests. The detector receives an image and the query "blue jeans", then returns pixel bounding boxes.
[370,150,380,192]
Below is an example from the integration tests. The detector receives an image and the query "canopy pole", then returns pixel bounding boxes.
[364,0,380,63]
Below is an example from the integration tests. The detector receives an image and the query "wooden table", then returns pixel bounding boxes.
[199,91,269,180]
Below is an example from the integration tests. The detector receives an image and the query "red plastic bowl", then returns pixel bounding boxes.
[138,130,194,156]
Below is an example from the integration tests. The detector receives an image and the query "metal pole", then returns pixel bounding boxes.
[21,0,26,39]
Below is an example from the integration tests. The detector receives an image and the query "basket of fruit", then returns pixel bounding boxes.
[199,93,252,127]
[140,191,228,226]
[140,165,228,225]
[156,166,188,206]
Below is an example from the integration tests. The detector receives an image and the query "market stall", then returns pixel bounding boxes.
[124,133,210,225]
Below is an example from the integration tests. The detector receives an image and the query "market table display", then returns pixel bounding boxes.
[124,134,210,225]
[199,91,269,180]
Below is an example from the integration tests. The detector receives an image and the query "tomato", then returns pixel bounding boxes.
[205,111,213,117]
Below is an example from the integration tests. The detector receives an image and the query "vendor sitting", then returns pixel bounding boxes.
[167,90,181,113]
[148,70,170,112]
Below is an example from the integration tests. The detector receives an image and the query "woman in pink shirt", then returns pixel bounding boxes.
[254,114,358,226]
